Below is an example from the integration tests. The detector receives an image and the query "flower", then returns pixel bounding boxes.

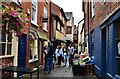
[5,17,9,20]
[0,2,29,37]
[0,23,4,27]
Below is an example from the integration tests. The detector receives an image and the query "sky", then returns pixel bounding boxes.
[51,0,84,25]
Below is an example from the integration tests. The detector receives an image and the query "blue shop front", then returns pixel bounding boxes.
[89,8,120,79]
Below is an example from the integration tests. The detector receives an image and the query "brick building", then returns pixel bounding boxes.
[0,0,50,77]
[83,0,120,78]
[50,2,67,47]
[22,0,50,67]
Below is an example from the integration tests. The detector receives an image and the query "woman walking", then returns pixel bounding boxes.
[55,45,63,67]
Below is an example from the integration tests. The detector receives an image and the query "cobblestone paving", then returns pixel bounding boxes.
[20,64,98,79]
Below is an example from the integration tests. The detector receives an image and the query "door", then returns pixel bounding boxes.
[18,34,27,77]
[101,27,106,77]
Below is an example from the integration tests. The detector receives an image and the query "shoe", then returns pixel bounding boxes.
[45,71,49,74]
[63,65,66,67]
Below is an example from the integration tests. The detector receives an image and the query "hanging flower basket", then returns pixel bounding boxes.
[0,2,29,37]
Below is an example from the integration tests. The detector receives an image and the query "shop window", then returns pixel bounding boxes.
[116,20,120,76]
[0,28,12,56]
[29,39,38,63]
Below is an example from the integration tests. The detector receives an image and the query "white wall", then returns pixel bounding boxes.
[78,20,84,52]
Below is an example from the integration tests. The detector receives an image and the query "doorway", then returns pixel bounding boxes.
[101,27,106,77]
[18,34,27,77]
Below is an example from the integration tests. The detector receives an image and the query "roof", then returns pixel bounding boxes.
[65,12,73,20]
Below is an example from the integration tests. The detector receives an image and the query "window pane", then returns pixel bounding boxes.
[43,23,47,30]
[30,39,34,59]
[0,30,6,42]
[7,44,12,55]
[44,6,47,18]
[8,33,12,42]
[32,9,36,22]
[0,43,5,56]
[29,39,38,60]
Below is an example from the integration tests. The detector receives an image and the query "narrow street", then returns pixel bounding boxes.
[38,65,97,79]
[22,62,98,79]
[1,0,120,79]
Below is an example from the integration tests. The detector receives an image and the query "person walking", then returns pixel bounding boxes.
[44,42,54,73]
[63,46,67,67]
[68,44,74,66]
[55,45,63,67]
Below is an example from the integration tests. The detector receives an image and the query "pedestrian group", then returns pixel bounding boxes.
[43,42,78,74]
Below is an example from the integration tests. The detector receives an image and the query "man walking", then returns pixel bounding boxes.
[44,42,54,73]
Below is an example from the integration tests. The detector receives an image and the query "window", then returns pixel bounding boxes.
[43,6,48,31]
[45,0,48,3]
[31,0,38,26]
[116,20,120,76]
[17,0,22,6]
[57,21,60,30]
[0,27,12,56]
[61,27,64,33]
[10,0,22,6]
[29,39,38,62]
[102,0,106,4]
[66,26,72,34]
[91,0,95,18]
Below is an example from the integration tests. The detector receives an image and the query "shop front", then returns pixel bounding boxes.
[93,8,120,79]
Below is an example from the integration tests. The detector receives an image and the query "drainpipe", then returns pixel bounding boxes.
[88,2,90,55]
[49,0,51,42]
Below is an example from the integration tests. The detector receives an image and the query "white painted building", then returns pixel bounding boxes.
[78,19,84,53]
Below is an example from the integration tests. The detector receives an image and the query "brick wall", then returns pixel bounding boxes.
[21,1,50,68]
[84,1,89,36]
[0,57,13,77]
[51,2,60,16]
[90,2,120,31]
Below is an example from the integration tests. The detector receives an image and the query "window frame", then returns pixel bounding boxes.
[91,0,95,18]
[43,6,48,31]
[31,0,38,26]
[29,39,39,63]
[0,29,13,56]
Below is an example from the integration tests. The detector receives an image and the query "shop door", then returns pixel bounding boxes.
[18,34,27,77]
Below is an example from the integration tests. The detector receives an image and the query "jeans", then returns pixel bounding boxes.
[64,55,67,65]
[44,58,53,72]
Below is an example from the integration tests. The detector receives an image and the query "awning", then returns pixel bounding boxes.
[39,32,48,41]
[29,28,40,39]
